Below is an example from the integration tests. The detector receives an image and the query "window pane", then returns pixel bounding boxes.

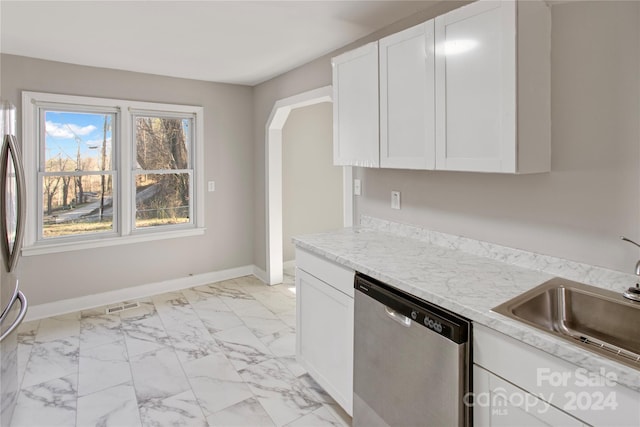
[44,111,113,172]
[42,174,114,238]
[135,173,190,228]
[135,116,190,170]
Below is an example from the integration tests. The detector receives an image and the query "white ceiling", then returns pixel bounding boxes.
[1,0,436,86]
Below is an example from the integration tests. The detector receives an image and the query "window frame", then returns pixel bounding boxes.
[22,91,205,256]
[37,105,120,242]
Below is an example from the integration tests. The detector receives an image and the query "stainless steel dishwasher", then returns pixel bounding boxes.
[353,272,472,427]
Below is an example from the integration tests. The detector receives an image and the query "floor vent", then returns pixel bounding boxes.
[106,301,140,314]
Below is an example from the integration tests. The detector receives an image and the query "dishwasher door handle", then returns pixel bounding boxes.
[384,306,411,327]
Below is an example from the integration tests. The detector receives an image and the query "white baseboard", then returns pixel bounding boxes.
[252,265,269,284]
[26,265,260,321]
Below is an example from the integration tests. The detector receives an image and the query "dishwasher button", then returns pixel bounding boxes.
[424,316,444,333]
[411,311,418,320]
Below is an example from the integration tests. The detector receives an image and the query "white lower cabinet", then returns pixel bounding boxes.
[474,366,584,427]
[295,248,354,415]
[474,324,640,427]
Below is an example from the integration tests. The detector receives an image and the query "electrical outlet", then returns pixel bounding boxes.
[354,179,361,196]
[208,181,216,192]
[391,191,401,209]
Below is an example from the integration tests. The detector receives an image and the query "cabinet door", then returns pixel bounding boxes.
[474,324,640,426]
[380,21,435,169]
[332,42,379,167]
[474,366,585,427]
[296,268,354,415]
[435,1,517,172]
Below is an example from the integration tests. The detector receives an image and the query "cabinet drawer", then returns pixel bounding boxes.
[473,365,584,427]
[295,248,354,297]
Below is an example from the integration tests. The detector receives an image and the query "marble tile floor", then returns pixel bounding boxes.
[11,270,351,427]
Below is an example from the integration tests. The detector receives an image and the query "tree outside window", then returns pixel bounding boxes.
[134,115,193,228]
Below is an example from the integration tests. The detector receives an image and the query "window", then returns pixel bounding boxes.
[22,92,204,255]
[133,114,192,229]
[41,110,116,239]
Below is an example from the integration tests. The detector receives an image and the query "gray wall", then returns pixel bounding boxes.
[282,102,343,262]
[252,1,468,270]
[1,54,254,305]
[254,0,640,274]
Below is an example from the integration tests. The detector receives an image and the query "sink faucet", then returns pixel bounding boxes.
[620,236,640,302]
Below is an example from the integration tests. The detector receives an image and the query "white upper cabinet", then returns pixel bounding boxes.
[434,0,551,173]
[332,42,379,167]
[332,0,550,173]
[380,21,436,170]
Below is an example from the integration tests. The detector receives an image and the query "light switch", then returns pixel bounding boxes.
[391,191,401,209]
[208,181,216,192]
[354,179,361,196]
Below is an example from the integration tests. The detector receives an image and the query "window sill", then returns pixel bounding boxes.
[22,227,206,257]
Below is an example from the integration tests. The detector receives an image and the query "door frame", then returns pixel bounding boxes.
[265,85,353,285]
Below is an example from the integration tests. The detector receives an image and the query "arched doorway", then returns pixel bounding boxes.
[265,86,353,285]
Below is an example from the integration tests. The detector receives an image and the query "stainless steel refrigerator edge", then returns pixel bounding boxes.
[0,101,29,427]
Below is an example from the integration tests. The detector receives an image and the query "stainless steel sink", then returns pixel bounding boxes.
[492,277,640,370]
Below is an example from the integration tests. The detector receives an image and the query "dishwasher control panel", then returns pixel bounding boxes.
[354,273,469,344]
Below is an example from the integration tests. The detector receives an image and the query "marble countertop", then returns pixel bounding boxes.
[292,223,640,393]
